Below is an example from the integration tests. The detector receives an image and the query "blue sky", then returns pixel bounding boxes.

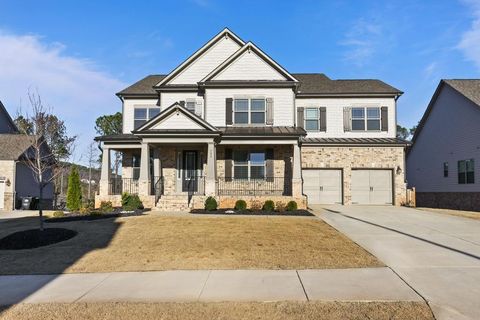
[0,0,479,163]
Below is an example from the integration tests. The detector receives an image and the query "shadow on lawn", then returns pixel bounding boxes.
[0,214,121,311]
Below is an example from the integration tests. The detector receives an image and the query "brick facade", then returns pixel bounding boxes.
[416,192,480,211]
[301,145,407,205]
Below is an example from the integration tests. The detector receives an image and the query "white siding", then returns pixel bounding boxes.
[205,88,295,126]
[169,37,241,85]
[407,85,480,192]
[151,112,204,130]
[122,98,157,133]
[213,51,286,81]
[296,97,396,138]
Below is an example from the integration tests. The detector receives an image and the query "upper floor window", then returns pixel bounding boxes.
[458,159,474,184]
[352,107,381,131]
[185,100,196,113]
[305,108,319,131]
[443,162,448,177]
[234,98,266,125]
[134,106,160,129]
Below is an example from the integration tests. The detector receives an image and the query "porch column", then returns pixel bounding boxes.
[205,142,216,196]
[99,146,111,195]
[139,143,150,195]
[292,142,303,197]
[153,147,161,179]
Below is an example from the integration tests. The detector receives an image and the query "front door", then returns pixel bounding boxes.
[182,150,198,192]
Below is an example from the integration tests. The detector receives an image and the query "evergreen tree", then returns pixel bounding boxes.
[66,166,82,211]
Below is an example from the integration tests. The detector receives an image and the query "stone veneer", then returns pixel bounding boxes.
[0,160,15,210]
[301,146,407,205]
[416,192,480,211]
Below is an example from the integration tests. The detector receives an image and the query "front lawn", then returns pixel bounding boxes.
[0,302,434,320]
[0,214,382,274]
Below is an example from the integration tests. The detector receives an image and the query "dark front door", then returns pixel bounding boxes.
[182,150,198,192]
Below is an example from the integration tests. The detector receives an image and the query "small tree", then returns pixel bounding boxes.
[66,166,82,211]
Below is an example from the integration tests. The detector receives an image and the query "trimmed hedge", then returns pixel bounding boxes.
[204,196,218,211]
[234,200,247,210]
[121,193,143,211]
[262,200,275,211]
[286,200,298,211]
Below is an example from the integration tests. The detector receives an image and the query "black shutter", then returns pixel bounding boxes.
[225,148,233,181]
[226,98,233,125]
[319,107,327,132]
[297,107,304,129]
[381,106,388,131]
[266,148,274,182]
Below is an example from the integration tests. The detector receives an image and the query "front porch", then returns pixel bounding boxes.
[96,140,305,210]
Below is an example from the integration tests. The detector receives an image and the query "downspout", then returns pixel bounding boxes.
[12,160,17,210]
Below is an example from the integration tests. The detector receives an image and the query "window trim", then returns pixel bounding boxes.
[458,159,475,184]
[351,106,382,132]
[133,105,161,130]
[233,150,266,180]
[232,97,267,126]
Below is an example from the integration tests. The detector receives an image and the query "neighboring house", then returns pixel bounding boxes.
[0,101,54,210]
[407,80,480,211]
[95,28,409,210]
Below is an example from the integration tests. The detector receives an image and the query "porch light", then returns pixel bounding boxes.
[396,166,402,175]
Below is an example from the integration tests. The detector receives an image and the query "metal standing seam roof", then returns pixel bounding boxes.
[218,126,306,136]
[302,137,410,145]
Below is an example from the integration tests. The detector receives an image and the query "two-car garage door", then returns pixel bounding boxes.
[303,169,393,205]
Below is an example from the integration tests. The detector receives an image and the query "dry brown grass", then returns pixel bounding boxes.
[0,301,434,320]
[416,207,480,220]
[0,215,382,274]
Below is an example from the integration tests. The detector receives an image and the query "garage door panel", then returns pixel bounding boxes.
[351,170,392,205]
[303,169,342,205]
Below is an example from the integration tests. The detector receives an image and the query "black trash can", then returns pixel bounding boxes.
[21,197,33,210]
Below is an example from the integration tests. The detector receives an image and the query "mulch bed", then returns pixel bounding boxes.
[190,209,314,216]
[0,228,77,250]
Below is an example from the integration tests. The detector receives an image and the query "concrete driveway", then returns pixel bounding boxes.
[314,205,480,320]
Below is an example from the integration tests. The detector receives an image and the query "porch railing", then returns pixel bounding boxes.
[154,176,164,204]
[217,177,291,196]
[109,178,139,195]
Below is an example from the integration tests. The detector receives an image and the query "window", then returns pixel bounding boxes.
[132,154,141,180]
[233,98,266,125]
[458,159,475,184]
[233,150,266,179]
[351,107,381,131]
[305,108,319,131]
[186,101,196,113]
[443,162,448,177]
[134,106,161,129]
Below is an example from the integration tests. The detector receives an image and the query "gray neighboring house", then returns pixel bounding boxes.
[407,79,480,211]
[0,101,54,210]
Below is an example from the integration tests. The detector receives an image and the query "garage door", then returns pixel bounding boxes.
[303,169,342,204]
[351,170,392,205]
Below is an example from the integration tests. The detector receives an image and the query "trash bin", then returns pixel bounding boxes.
[21,197,33,210]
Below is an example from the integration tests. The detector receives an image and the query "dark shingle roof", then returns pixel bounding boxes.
[302,137,410,146]
[94,134,141,142]
[443,79,480,107]
[292,73,402,95]
[117,73,402,96]
[116,75,166,96]
[0,134,37,160]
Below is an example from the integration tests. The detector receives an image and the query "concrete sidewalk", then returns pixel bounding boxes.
[0,268,421,305]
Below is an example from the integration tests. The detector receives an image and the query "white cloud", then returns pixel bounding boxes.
[0,30,126,163]
[458,0,480,70]
[340,18,382,66]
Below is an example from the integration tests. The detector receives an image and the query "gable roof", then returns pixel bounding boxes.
[0,100,19,133]
[201,42,298,83]
[0,134,37,160]
[155,28,245,87]
[294,73,402,96]
[411,79,480,144]
[133,102,218,133]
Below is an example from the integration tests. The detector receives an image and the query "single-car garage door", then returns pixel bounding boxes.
[351,169,392,205]
[303,169,342,204]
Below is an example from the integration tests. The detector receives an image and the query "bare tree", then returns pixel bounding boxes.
[86,141,99,200]
[19,91,76,231]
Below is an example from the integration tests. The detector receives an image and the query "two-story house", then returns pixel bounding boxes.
[95,28,409,210]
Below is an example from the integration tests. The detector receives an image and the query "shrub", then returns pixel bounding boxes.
[121,193,142,211]
[204,196,217,211]
[234,200,247,211]
[99,201,114,213]
[250,200,262,211]
[79,207,90,215]
[83,199,95,210]
[263,200,275,211]
[53,211,64,218]
[286,200,298,211]
[276,201,286,212]
[66,166,82,211]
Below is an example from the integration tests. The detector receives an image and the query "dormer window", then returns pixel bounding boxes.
[186,100,196,113]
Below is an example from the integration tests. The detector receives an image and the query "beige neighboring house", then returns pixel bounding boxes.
[95,28,410,210]
[0,101,54,210]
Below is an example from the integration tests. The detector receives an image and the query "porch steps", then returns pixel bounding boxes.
[154,195,190,212]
